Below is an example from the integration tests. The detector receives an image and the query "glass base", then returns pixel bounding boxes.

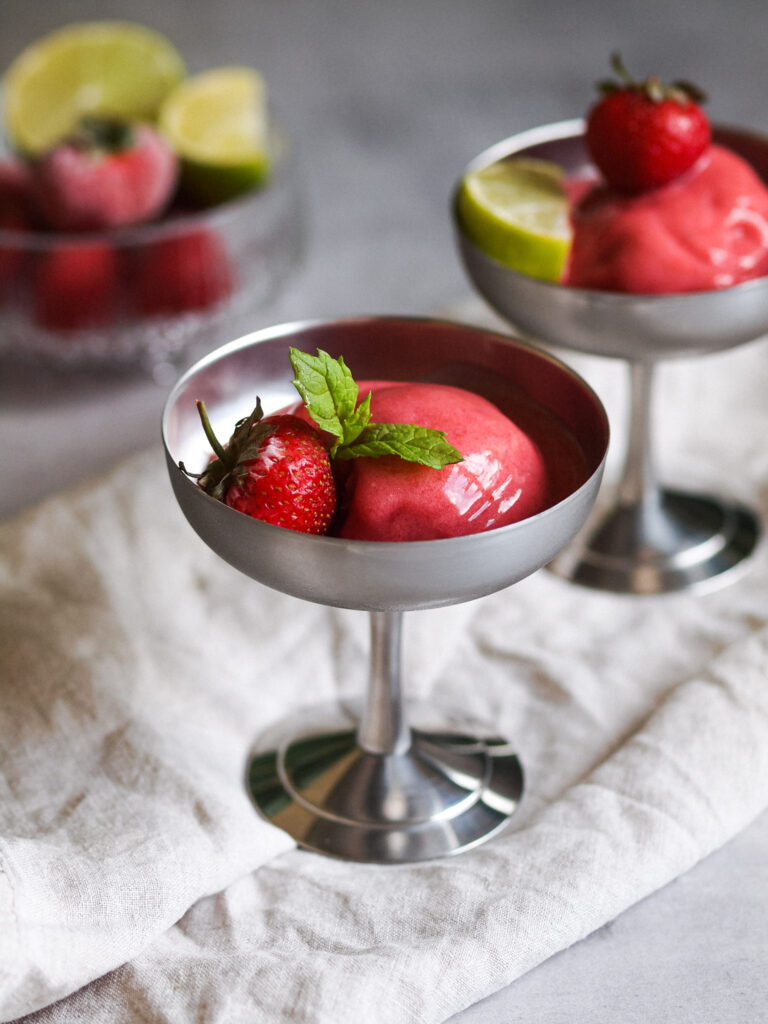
[247,702,523,863]
[549,488,762,595]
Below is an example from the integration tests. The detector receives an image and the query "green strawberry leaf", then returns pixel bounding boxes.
[232,420,277,475]
[335,422,463,469]
[194,398,276,500]
[289,347,369,451]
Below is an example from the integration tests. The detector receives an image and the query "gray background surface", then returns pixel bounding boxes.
[1,1,767,1021]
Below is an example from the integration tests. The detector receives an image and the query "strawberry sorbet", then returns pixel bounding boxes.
[565,144,768,293]
[306,381,588,542]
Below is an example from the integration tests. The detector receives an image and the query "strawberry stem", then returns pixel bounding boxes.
[72,115,135,153]
[598,53,707,107]
[196,400,232,466]
[610,52,635,86]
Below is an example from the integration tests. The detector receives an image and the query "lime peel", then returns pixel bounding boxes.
[458,157,572,282]
[158,67,271,205]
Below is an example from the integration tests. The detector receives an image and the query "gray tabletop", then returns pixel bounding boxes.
[2,1,767,1021]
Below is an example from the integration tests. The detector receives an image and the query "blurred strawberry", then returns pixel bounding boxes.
[0,216,27,294]
[34,242,119,332]
[0,160,34,290]
[0,159,35,217]
[31,117,177,231]
[134,228,234,316]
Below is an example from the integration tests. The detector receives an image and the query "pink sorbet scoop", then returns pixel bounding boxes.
[336,381,549,541]
[565,144,768,293]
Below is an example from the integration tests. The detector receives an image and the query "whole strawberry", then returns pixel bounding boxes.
[31,117,177,231]
[134,228,234,317]
[33,242,119,332]
[195,400,337,535]
[585,53,711,194]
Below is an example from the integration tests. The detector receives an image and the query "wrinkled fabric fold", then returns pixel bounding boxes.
[11,607,768,1024]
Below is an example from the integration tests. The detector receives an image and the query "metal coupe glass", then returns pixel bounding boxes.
[162,316,609,863]
[454,119,768,594]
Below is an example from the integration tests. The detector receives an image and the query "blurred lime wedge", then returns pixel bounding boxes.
[457,157,571,282]
[158,67,271,204]
[3,21,186,155]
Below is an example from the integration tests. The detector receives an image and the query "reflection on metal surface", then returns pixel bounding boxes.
[551,490,761,595]
[248,705,524,863]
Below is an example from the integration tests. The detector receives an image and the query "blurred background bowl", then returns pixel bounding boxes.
[0,120,304,380]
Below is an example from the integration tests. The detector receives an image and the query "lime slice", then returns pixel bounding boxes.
[457,157,572,282]
[158,67,271,205]
[3,21,186,155]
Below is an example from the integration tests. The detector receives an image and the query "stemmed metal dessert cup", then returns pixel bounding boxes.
[454,119,768,595]
[162,316,609,863]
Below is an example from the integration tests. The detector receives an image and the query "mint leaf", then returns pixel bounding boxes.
[289,348,369,452]
[336,423,463,470]
[288,347,465,469]
[343,389,372,444]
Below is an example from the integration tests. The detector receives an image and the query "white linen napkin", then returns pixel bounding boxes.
[3,315,768,1023]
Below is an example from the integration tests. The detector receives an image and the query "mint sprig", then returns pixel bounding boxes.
[288,347,463,469]
[289,348,366,450]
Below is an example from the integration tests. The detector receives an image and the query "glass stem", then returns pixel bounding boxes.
[357,610,411,756]
[617,359,660,515]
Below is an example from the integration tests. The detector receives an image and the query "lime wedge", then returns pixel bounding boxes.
[457,157,572,282]
[158,67,271,205]
[3,21,186,155]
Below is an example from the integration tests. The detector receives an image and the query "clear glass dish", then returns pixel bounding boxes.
[0,122,304,379]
